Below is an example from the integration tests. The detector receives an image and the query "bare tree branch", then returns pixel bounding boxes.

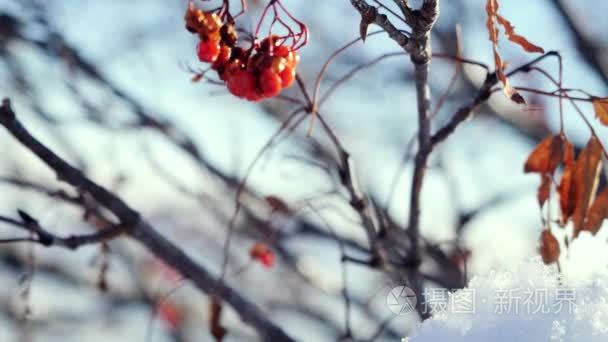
[0,210,123,249]
[349,0,412,51]
[431,51,560,146]
[397,0,440,320]
[0,98,295,342]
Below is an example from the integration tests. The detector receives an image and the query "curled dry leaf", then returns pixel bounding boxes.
[524,135,564,208]
[539,229,560,265]
[583,188,608,235]
[359,6,376,43]
[495,14,544,53]
[485,0,544,104]
[485,0,517,102]
[593,98,608,125]
[537,174,551,207]
[571,137,603,237]
[265,195,290,214]
[524,135,564,175]
[557,139,575,225]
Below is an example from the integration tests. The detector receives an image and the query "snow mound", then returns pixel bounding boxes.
[409,258,608,342]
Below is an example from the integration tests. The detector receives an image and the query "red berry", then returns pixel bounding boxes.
[249,242,275,268]
[286,51,300,68]
[260,35,280,52]
[226,69,256,98]
[184,3,204,33]
[246,88,264,102]
[259,251,275,268]
[271,57,286,73]
[201,12,222,34]
[197,38,221,63]
[219,60,240,81]
[184,4,222,37]
[260,68,282,98]
[279,65,295,88]
[274,45,291,58]
[212,44,232,70]
[157,301,182,330]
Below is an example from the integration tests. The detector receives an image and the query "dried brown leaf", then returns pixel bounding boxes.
[593,98,608,125]
[563,138,575,165]
[558,139,576,225]
[524,135,563,174]
[494,49,526,104]
[486,0,543,104]
[571,137,603,237]
[486,0,499,44]
[495,14,544,53]
[583,187,608,235]
[537,174,551,207]
[265,195,290,213]
[539,229,560,264]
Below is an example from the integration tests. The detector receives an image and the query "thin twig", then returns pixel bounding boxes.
[0,98,295,342]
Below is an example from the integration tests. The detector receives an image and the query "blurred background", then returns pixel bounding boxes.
[0,0,607,341]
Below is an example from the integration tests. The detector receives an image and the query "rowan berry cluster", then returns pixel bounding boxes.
[184,2,301,102]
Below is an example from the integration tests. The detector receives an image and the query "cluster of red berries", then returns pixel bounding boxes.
[185,3,300,102]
